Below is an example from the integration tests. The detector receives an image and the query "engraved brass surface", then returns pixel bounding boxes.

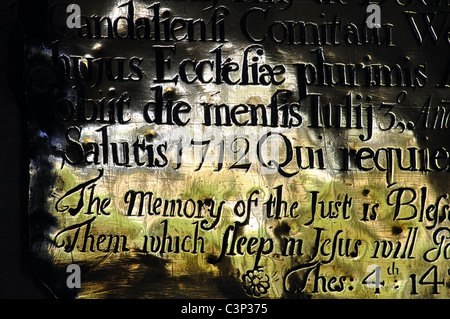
[25,0,450,299]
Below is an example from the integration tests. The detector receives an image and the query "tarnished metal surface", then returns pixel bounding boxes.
[25,0,450,299]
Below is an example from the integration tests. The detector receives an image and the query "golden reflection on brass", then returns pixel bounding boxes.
[26,0,450,299]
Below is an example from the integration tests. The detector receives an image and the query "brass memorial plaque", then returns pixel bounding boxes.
[25,0,450,300]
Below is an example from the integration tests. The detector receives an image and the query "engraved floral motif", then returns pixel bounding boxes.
[242,269,270,297]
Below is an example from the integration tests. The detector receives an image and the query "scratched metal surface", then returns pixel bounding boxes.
[25,0,450,299]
